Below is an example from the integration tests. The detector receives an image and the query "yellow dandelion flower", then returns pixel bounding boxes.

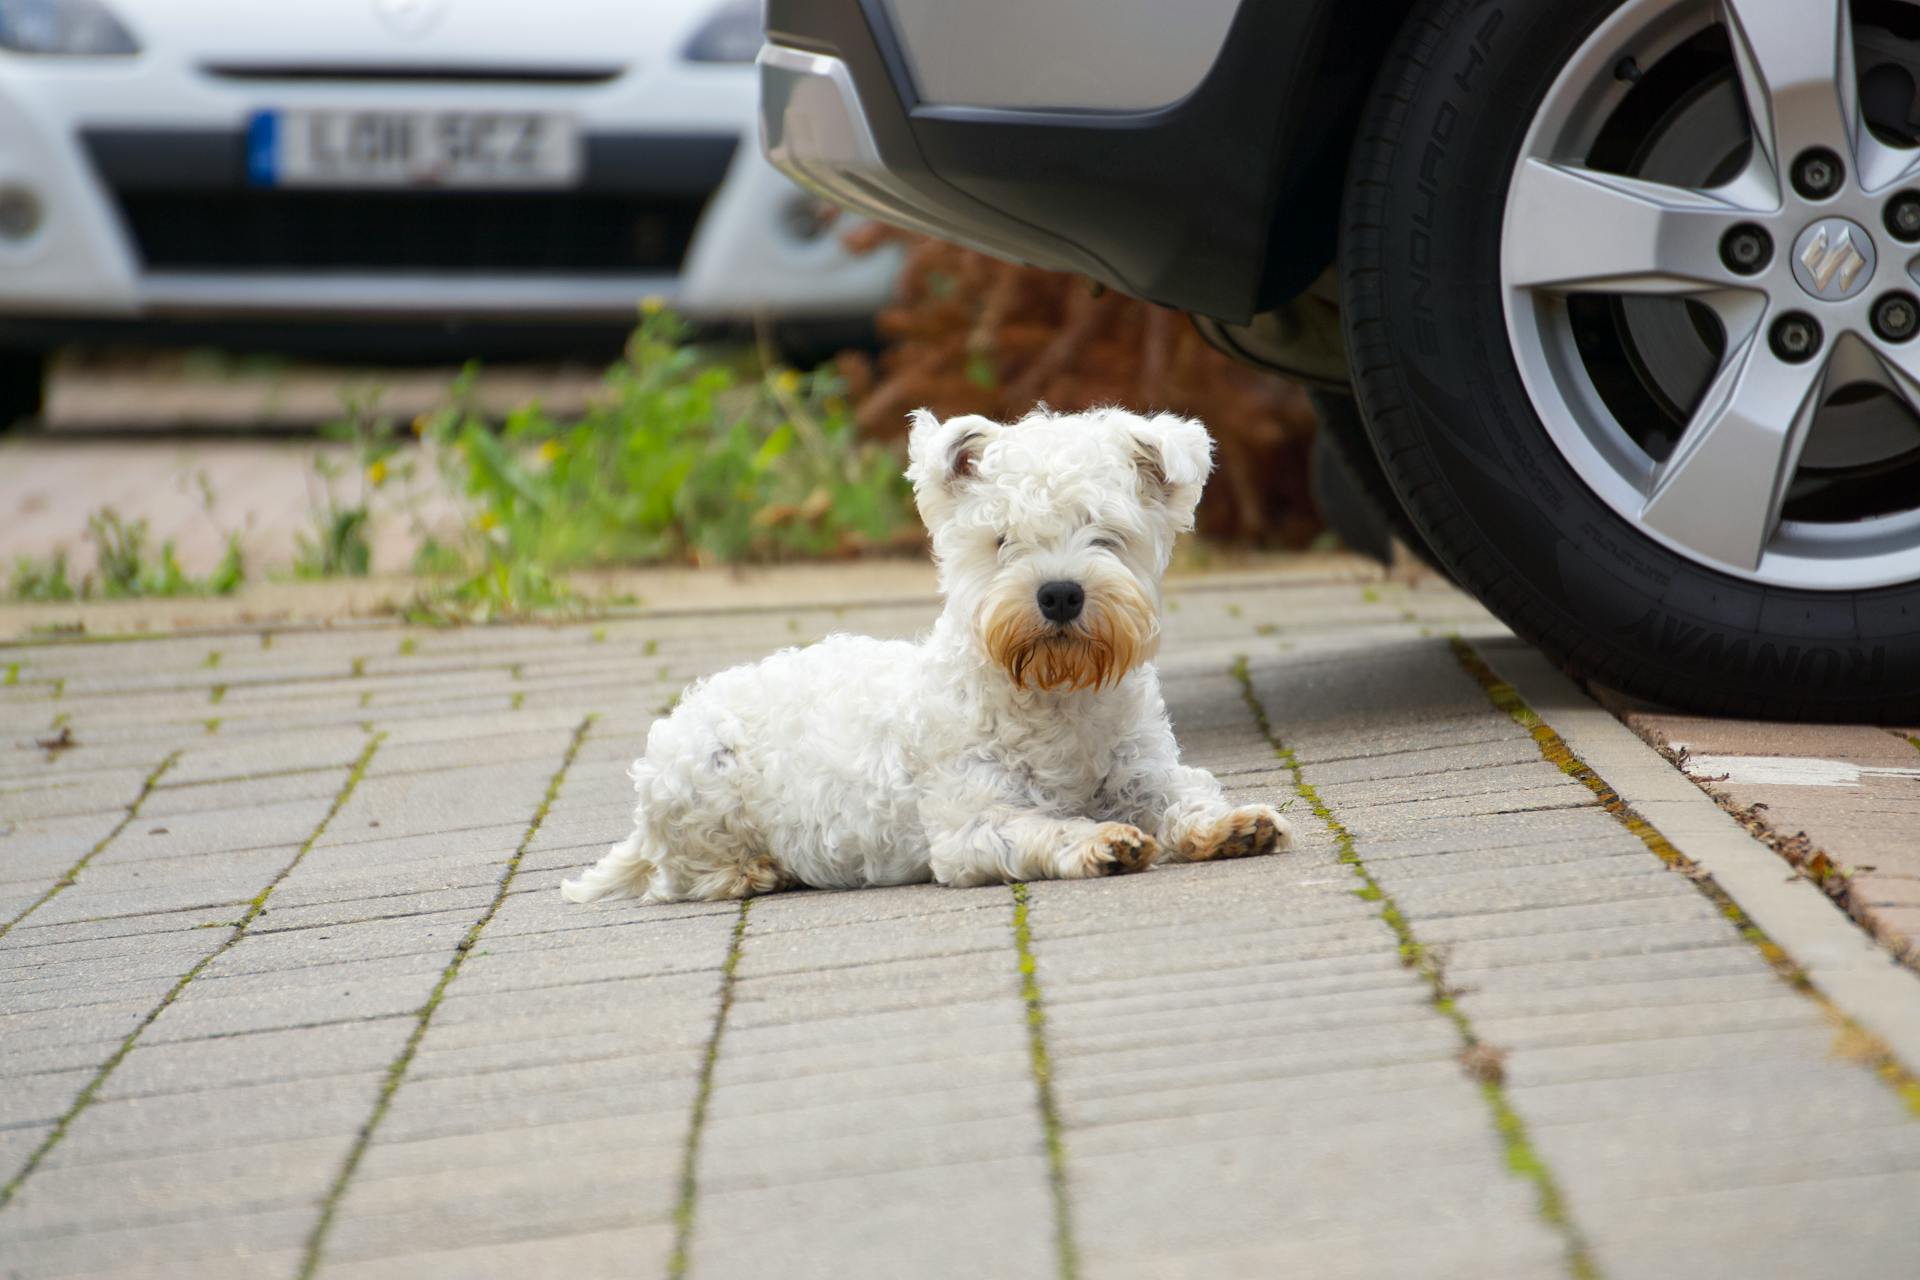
[773,369,803,397]
[640,295,665,315]
[475,511,499,531]
[537,439,563,464]
[365,460,389,488]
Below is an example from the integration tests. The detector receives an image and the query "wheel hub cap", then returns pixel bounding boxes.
[1792,217,1876,300]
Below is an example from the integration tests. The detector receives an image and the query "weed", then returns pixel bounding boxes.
[405,308,915,620]
[10,509,246,601]
[295,389,406,578]
[9,551,78,601]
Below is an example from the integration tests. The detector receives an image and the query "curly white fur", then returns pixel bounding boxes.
[562,405,1294,904]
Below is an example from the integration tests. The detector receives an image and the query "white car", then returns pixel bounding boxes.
[0,0,898,422]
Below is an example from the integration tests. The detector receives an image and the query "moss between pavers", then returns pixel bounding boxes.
[297,716,593,1278]
[667,897,751,1280]
[1232,655,1601,1280]
[1448,639,1920,1121]
[1011,882,1081,1280]
[0,733,382,1209]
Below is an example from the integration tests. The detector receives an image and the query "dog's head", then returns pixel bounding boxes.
[907,405,1212,693]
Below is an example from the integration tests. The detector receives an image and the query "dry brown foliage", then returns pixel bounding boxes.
[837,227,1321,546]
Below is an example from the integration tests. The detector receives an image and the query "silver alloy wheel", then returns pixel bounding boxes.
[1503,0,1920,589]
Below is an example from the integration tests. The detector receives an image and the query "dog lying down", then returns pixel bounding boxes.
[563,405,1294,905]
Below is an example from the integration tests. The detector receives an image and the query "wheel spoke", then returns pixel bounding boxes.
[1720,0,1858,183]
[1505,160,1754,295]
[1640,312,1829,572]
[1866,337,1920,421]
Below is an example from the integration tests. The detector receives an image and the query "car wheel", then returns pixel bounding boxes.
[1344,0,1920,720]
[0,350,45,432]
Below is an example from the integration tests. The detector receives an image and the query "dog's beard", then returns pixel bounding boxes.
[980,573,1158,692]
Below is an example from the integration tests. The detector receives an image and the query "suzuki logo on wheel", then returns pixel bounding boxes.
[374,0,447,38]
[1791,218,1875,300]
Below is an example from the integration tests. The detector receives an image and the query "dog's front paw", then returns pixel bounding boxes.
[1061,823,1160,878]
[1178,805,1294,863]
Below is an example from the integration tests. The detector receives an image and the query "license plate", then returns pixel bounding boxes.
[247,109,580,188]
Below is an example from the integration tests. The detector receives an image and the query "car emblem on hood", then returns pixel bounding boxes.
[375,0,449,38]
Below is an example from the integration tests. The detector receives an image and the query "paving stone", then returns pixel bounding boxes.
[140,768,349,819]
[0,1122,53,1185]
[98,798,335,866]
[0,1206,313,1278]
[38,1073,386,1168]
[690,1155,1054,1280]
[315,1224,671,1280]
[24,846,293,927]
[1576,1174,1920,1280]
[0,1067,93,1131]
[140,971,433,1045]
[102,1017,415,1100]
[0,769,154,823]
[0,810,130,888]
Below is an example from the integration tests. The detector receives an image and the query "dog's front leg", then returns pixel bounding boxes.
[1104,724,1294,865]
[926,808,1159,887]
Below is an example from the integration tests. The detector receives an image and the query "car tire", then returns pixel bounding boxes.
[1342,0,1920,721]
[1310,388,1452,579]
[0,350,46,432]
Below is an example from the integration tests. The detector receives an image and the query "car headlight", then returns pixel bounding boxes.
[0,0,139,55]
[683,0,760,65]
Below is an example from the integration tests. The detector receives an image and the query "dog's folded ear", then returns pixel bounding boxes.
[1127,413,1214,527]
[906,410,999,517]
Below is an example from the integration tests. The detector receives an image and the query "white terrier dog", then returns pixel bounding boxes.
[562,406,1293,904]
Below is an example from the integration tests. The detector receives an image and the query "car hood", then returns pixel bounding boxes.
[108,0,728,68]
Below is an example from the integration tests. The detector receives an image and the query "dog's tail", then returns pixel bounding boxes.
[561,828,660,904]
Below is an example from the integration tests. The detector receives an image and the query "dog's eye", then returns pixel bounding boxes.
[994,535,1007,550]
[1091,535,1120,551]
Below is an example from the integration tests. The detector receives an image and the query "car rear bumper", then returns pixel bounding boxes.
[758,0,1409,323]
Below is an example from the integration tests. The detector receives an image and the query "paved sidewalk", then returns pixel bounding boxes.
[3,571,1919,1279]
[1606,704,1920,968]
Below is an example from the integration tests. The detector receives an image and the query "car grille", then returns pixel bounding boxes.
[110,190,706,274]
[82,129,735,276]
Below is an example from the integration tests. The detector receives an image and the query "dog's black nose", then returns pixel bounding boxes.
[1036,580,1085,624]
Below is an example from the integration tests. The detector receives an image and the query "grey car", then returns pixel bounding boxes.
[759,0,1920,722]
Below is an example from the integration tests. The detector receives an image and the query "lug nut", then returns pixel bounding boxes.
[1792,148,1845,199]
[1873,292,1920,343]
[1720,223,1772,274]
[1887,192,1920,243]
[0,186,40,241]
[1769,312,1823,363]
